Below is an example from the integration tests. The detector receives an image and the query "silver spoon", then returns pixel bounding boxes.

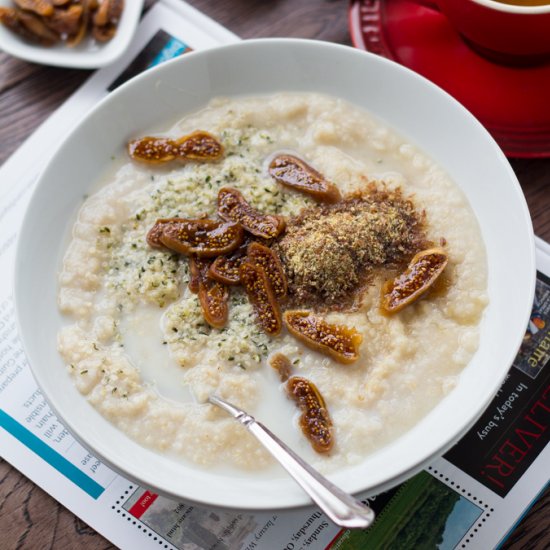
[208,395,375,529]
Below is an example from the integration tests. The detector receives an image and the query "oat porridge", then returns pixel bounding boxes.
[57,93,488,472]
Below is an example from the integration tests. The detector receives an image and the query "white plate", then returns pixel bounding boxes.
[14,39,535,511]
[0,0,143,68]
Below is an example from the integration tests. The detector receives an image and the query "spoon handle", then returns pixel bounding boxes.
[209,395,375,530]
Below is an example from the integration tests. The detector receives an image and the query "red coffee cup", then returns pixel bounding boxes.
[425,0,550,64]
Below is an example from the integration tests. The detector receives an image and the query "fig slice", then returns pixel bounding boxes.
[381,247,449,313]
[246,241,287,298]
[186,255,228,328]
[217,187,285,239]
[198,276,229,329]
[239,262,282,336]
[128,131,223,164]
[146,218,186,249]
[283,310,362,365]
[268,154,341,203]
[159,219,244,258]
[270,353,292,382]
[209,254,244,285]
[287,376,333,454]
[208,239,250,285]
[188,255,211,294]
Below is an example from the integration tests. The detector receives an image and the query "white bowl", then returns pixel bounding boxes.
[14,39,535,511]
[0,0,143,68]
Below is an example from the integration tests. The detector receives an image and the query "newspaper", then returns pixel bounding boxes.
[0,2,548,548]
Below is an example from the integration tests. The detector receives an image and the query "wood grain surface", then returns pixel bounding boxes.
[1,1,549,548]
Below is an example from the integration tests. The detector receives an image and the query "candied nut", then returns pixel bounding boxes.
[108,0,124,21]
[14,0,54,17]
[0,8,37,43]
[198,277,229,329]
[90,0,124,45]
[159,219,244,258]
[92,0,109,25]
[240,262,282,336]
[0,8,16,24]
[93,0,123,26]
[45,5,83,36]
[128,131,223,164]
[270,353,292,382]
[218,187,285,239]
[287,376,333,453]
[92,22,115,42]
[67,0,90,46]
[381,247,449,313]
[1,0,124,46]
[283,310,362,364]
[246,241,287,298]
[10,8,59,45]
[268,154,341,203]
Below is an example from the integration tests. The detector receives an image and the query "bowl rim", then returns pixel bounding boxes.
[13,37,536,511]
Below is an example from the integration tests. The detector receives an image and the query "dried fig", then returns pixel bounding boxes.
[287,376,333,453]
[198,277,229,329]
[128,131,223,164]
[208,239,250,285]
[188,255,211,294]
[159,219,244,258]
[240,262,282,336]
[283,310,362,364]
[218,187,285,239]
[246,241,287,298]
[146,218,185,249]
[268,154,341,203]
[381,247,448,313]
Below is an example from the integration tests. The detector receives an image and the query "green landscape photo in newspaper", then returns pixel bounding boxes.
[330,471,482,550]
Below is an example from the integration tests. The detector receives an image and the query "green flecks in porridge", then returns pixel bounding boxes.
[91,125,309,364]
[106,247,183,309]
[164,289,271,370]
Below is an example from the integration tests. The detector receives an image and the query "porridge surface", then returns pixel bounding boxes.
[57,93,488,472]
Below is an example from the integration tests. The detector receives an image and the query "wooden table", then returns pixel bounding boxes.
[0,1,549,548]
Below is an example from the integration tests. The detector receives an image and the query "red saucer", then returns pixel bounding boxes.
[349,0,550,158]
